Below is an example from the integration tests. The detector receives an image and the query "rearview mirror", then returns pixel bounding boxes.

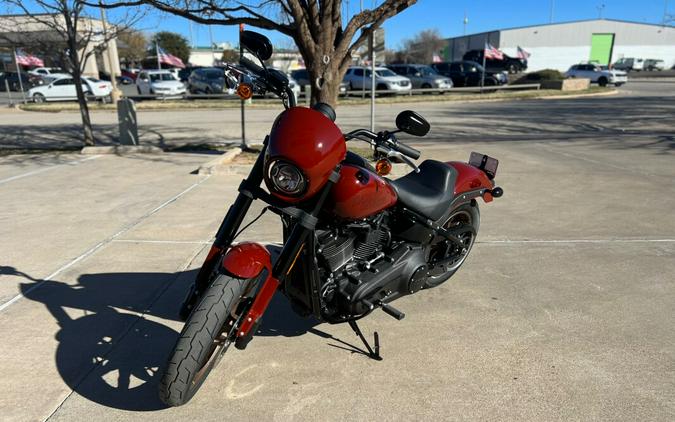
[396,110,430,137]
[240,30,273,61]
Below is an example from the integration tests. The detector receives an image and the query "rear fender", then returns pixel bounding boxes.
[221,242,272,279]
[447,161,495,203]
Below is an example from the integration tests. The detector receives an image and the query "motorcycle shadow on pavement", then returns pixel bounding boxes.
[2,265,368,412]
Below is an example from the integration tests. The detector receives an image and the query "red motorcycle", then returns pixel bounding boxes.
[159,31,503,407]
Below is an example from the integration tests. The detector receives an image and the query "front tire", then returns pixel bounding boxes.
[159,273,249,407]
[32,93,46,103]
[598,77,608,87]
[424,203,480,289]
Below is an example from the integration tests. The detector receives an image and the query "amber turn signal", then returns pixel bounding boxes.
[236,83,253,100]
[375,159,392,176]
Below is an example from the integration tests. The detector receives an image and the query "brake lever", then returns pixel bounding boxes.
[376,146,420,173]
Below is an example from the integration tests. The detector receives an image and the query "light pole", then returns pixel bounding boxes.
[549,0,555,23]
[99,2,121,103]
[597,3,605,19]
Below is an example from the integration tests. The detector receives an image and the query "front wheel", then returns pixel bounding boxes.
[159,273,250,407]
[424,203,480,289]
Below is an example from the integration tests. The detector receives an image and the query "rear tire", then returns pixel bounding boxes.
[159,273,249,407]
[424,203,480,289]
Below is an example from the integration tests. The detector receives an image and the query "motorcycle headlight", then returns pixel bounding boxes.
[267,160,307,196]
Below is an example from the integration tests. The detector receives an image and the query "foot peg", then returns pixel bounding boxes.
[362,299,406,321]
[378,302,405,320]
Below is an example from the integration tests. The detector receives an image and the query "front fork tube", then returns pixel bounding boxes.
[185,142,268,309]
[236,170,339,339]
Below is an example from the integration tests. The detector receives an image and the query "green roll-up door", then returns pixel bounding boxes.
[590,33,615,65]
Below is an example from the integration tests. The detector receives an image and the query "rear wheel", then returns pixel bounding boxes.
[159,273,250,407]
[424,203,480,289]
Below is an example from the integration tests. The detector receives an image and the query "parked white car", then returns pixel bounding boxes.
[28,75,112,102]
[136,70,186,97]
[565,64,627,87]
[28,67,69,78]
[343,66,412,93]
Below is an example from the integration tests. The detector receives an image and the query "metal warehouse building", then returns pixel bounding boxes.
[443,19,675,72]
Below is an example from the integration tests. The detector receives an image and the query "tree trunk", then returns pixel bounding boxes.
[307,60,346,108]
[67,46,95,146]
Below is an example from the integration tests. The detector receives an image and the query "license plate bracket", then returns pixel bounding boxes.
[469,152,499,180]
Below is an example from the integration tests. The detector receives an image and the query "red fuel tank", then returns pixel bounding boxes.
[328,164,398,220]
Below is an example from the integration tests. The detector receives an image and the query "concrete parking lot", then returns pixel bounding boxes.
[0,81,673,421]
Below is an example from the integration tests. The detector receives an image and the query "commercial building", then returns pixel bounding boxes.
[0,14,120,77]
[443,19,675,72]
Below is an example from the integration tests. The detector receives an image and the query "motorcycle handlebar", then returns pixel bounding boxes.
[393,141,421,160]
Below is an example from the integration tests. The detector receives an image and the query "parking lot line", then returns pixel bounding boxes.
[0,174,212,313]
[111,239,211,245]
[0,155,102,185]
[479,238,675,244]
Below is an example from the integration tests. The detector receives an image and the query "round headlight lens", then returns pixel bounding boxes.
[268,160,306,196]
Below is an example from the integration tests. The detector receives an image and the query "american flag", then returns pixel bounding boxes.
[484,43,504,60]
[517,46,531,60]
[157,46,185,68]
[15,49,44,67]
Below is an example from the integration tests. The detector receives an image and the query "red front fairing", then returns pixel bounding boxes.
[328,164,398,220]
[447,161,495,202]
[266,107,346,203]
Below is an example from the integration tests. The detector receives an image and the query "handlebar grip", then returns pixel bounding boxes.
[395,142,421,160]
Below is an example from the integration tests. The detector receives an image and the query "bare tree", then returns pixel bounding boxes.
[1,1,143,145]
[117,28,147,66]
[398,28,445,64]
[97,0,417,106]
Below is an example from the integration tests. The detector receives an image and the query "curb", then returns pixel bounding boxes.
[80,145,164,155]
[539,89,618,100]
[196,147,243,175]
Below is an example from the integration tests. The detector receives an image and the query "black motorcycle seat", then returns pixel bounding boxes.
[389,160,456,221]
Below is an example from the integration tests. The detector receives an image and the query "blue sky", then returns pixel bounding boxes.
[9,0,674,49]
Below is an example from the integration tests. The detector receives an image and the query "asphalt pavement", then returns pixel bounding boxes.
[0,81,673,421]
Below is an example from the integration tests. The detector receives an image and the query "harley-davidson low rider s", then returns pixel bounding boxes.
[159,31,503,407]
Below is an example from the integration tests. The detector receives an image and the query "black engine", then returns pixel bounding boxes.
[314,213,429,320]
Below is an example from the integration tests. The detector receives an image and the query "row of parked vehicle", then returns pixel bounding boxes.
[613,57,666,72]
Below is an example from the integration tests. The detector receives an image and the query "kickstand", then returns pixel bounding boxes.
[348,320,382,361]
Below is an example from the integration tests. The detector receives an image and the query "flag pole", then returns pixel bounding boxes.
[481,43,487,93]
[156,42,161,70]
[13,49,26,104]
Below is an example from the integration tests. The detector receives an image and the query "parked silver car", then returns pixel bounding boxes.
[386,64,453,91]
[187,67,226,94]
[343,66,411,93]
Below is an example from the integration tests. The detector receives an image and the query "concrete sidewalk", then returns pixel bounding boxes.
[0,128,674,421]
